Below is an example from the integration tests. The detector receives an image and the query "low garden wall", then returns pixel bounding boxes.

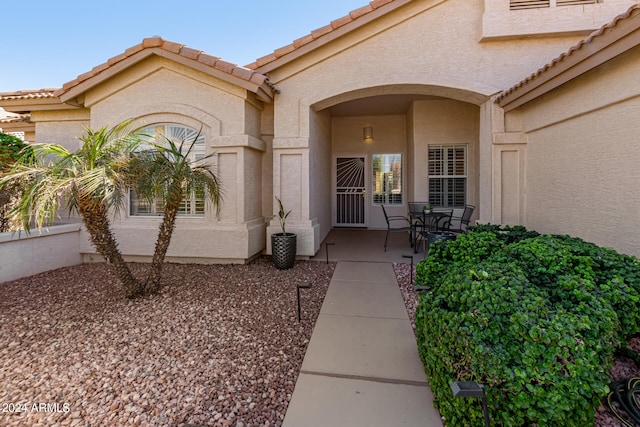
[0,224,82,283]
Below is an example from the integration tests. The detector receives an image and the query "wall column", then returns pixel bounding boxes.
[267,138,318,257]
[491,137,527,225]
[478,99,499,224]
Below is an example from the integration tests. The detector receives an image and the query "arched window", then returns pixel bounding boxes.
[129,124,206,217]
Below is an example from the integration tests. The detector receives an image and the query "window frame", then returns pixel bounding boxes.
[129,124,206,218]
[372,152,404,206]
[427,144,468,209]
[510,0,598,10]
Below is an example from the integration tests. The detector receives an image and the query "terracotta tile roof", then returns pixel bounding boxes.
[54,37,275,102]
[0,113,30,124]
[246,0,398,71]
[496,4,640,105]
[0,89,57,101]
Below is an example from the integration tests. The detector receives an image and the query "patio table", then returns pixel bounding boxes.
[408,208,452,253]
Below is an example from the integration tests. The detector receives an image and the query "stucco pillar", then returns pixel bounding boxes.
[491,137,527,226]
[478,99,499,224]
[215,135,268,259]
[488,99,528,226]
[266,138,318,257]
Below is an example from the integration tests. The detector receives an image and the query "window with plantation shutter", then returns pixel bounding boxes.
[428,145,467,208]
[556,0,597,5]
[510,0,598,9]
[129,124,206,217]
[510,0,550,9]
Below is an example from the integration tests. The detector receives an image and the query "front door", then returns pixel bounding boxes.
[334,156,367,227]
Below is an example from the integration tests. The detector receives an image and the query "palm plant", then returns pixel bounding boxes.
[0,121,146,298]
[132,130,222,294]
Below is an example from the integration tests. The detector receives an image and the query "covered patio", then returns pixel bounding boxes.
[310,228,429,264]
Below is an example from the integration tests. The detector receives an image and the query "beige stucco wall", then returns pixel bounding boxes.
[268,0,589,104]
[411,99,480,221]
[482,0,639,40]
[260,103,275,224]
[0,224,82,283]
[73,56,268,262]
[31,109,90,151]
[327,102,479,231]
[309,108,333,249]
[264,0,598,254]
[331,115,407,229]
[7,0,636,264]
[507,44,640,258]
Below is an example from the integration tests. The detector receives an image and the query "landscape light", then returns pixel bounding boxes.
[451,381,490,427]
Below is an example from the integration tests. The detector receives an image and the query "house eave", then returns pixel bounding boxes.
[250,0,420,74]
[57,46,274,107]
[497,5,640,112]
[0,92,70,114]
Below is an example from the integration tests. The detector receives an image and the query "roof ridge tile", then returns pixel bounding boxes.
[311,24,334,39]
[231,66,253,81]
[142,37,163,48]
[179,46,202,60]
[293,34,315,49]
[124,44,145,57]
[497,3,640,104]
[247,0,403,70]
[107,52,128,67]
[371,0,394,8]
[331,15,353,30]
[274,44,296,58]
[161,40,184,54]
[349,4,374,19]
[53,36,274,101]
[0,90,56,100]
[197,53,220,68]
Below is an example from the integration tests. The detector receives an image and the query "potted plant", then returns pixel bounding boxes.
[423,204,432,214]
[271,197,297,269]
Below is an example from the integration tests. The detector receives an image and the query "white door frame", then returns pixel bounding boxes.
[332,153,370,227]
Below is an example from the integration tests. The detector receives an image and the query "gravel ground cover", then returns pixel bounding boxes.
[393,262,640,427]
[1,258,335,427]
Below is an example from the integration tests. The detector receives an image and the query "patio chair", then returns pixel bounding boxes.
[414,210,453,253]
[446,204,475,234]
[408,202,430,216]
[381,204,413,251]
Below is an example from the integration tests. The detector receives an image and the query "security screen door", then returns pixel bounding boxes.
[334,156,366,227]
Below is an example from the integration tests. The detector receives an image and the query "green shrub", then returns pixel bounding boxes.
[415,231,503,287]
[467,223,540,244]
[0,133,32,232]
[414,227,640,426]
[0,132,30,171]
[418,264,617,426]
[508,235,640,341]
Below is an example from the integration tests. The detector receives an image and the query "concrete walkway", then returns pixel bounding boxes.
[283,261,443,427]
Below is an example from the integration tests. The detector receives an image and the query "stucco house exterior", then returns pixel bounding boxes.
[1,0,639,263]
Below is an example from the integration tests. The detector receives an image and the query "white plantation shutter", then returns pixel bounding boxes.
[510,0,550,10]
[510,0,597,9]
[130,124,206,217]
[557,0,597,5]
[428,145,467,208]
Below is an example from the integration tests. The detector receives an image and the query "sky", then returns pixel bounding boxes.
[0,0,370,92]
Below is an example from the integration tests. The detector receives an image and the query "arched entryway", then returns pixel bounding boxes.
[309,86,486,240]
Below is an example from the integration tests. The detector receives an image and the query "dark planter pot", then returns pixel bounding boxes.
[271,233,297,270]
[427,231,457,246]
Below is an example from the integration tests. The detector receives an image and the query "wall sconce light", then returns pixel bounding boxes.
[363,126,373,143]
